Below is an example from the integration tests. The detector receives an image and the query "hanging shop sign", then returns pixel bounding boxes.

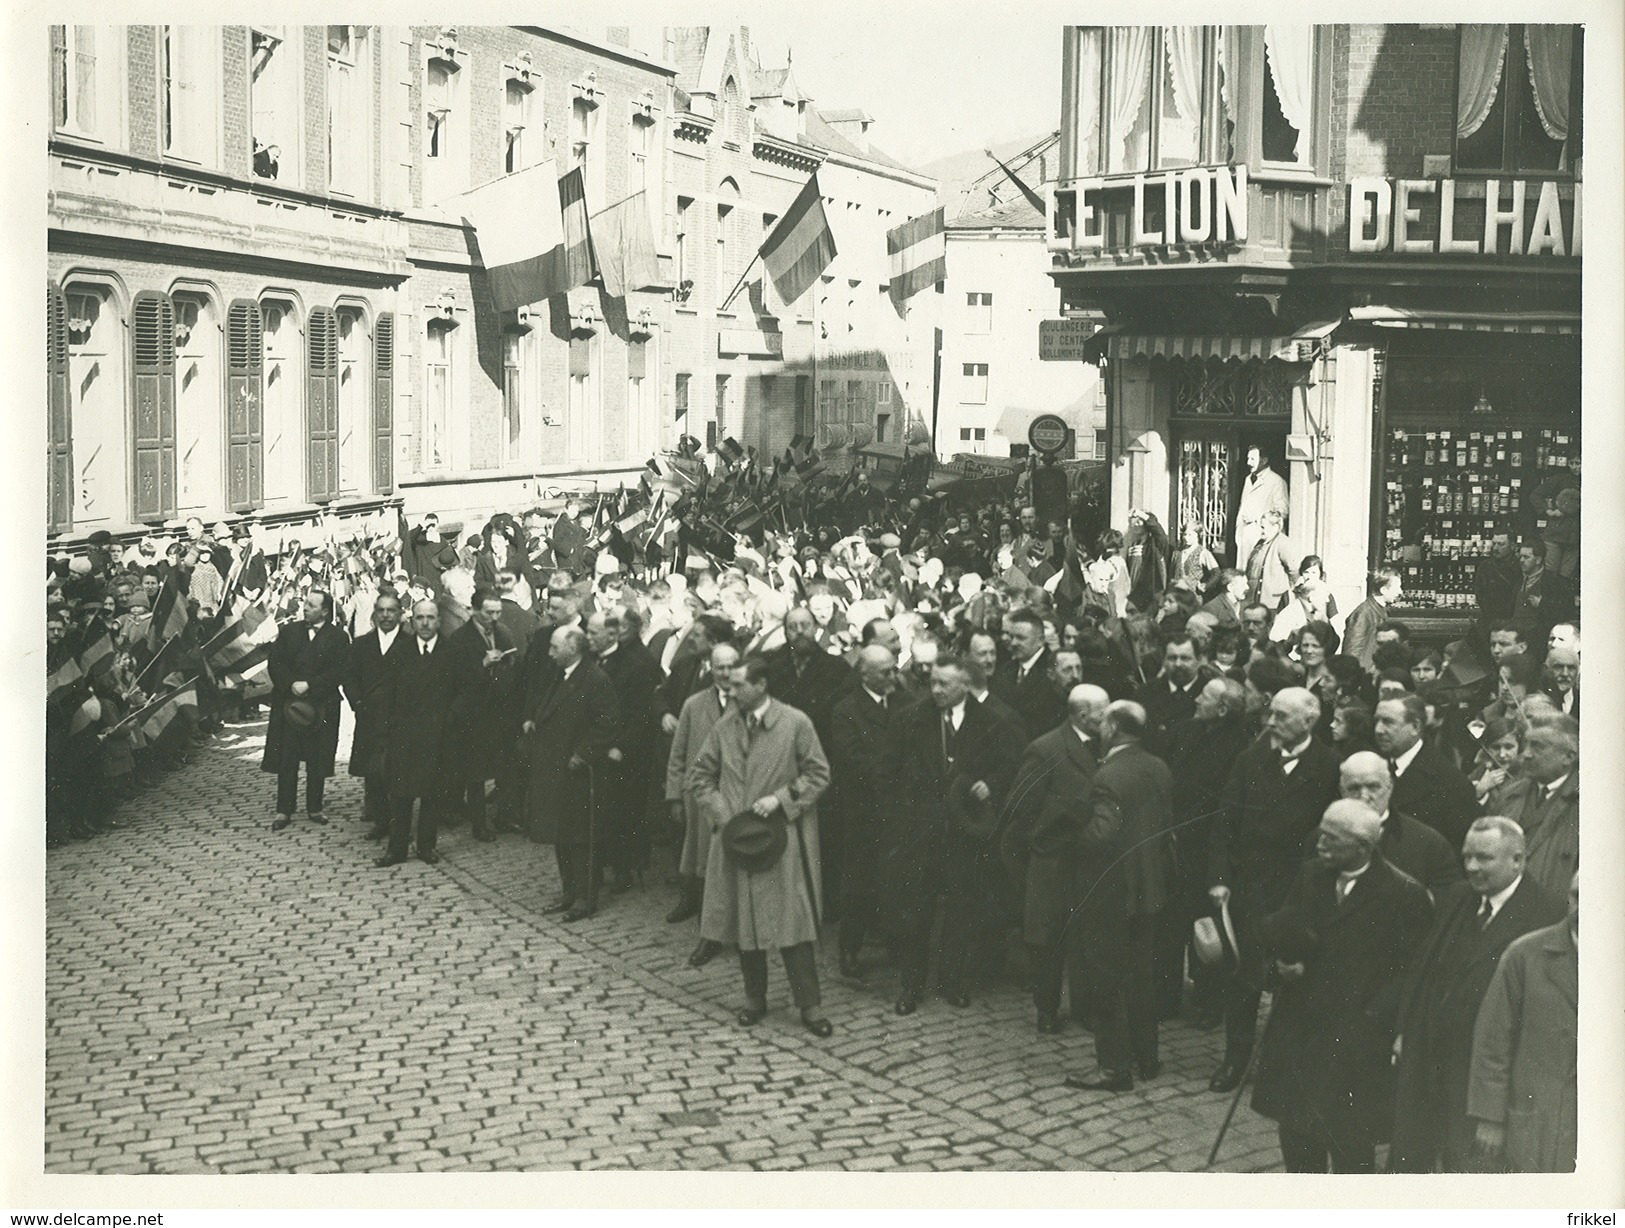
[1038,318,1100,361]
[1348,178,1581,257]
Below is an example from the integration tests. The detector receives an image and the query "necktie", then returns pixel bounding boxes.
[1338,876,1354,903]
[1478,896,1494,928]
[943,712,957,764]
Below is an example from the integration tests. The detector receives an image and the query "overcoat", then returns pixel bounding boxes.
[444,619,518,782]
[689,698,830,951]
[991,647,1065,741]
[261,619,350,778]
[1466,920,1578,1172]
[1390,741,1479,853]
[380,635,468,801]
[666,683,732,877]
[522,659,619,845]
[1251,855,1434,1152]
[1486,773,1579,903]
[1004,722,1097,946]
[826,686,901,899]
[1390,877,1564,1168]
[342,627,400,778]
[1073,741,1176,919]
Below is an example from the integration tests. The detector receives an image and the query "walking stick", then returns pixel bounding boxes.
[1204,1040,1263,1169]
[585,762,597,915]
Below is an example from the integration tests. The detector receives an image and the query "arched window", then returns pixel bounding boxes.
[259,299,302,506]
[172,290,223,516]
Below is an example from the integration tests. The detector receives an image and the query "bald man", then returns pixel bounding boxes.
[1206,686,1342,1092]
[1250,799,1434,1172]
[1334,752,1461,898]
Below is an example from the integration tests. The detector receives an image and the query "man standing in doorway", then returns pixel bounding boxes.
[1234,445,1289,568]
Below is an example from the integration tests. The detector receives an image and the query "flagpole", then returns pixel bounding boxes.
[718,250,764,315]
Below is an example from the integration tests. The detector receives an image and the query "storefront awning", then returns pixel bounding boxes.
[1347,307,1579,335]
[1084,320,1342,364]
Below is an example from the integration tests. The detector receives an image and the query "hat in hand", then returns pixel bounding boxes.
[284,698,319,729]
[721,808,787,873]
[1193,899,1241,967]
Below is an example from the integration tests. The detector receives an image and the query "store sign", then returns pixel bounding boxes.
[1067,164,1249,250]
[718,329,783,358]
[1038,318,1099,361]
[1348,178,1581,257]
[1027,414,1071,454]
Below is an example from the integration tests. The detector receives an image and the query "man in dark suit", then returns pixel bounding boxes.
[494,567,540,646]
[827,645,903,980]
[1161,676,1253,1025]
[376,599,468,867]
[1206,687,1342,1091]
[889,655,1019,1013]
[1375,694,1478,852]
[1511,538,1577,647]
[1336,752,1463,898]
[992,608,1064,741]
[1062,700,1176,1092]
[1343,568,1401,676]
[589,606,664,891]
[521,626,620,920]
[1132,631,1210,759]
[1007,684,1108,1034]
[1541,643,1580,720]
[1389,816,1565,1172]
[1250,800,1435,1172]
[262,589,351,831]
[344,590,405,840]
[1201,569,1249,627]
[445,587,519,842]
[658,613,737,732]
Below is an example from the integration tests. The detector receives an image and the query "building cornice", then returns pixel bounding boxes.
[512,26,677,76]
[753,135,822,173]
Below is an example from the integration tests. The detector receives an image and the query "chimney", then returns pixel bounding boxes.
[606,26,630,47]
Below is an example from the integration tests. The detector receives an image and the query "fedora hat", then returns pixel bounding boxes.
[721,809,787,873]
[1193,899,1240,968]
[284,698,319,729]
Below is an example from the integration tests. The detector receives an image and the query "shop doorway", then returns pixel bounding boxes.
[1172,424,1289,568]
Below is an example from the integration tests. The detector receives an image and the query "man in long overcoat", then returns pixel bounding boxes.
[1485,720,1579,901]
[445,587,519,842]
[1008,683,1109,1033]
[343,590,404,839]
[827,645,903,980]
[376,599,467,867]
[522,625,619,920]
[590,607,665,891]
[262,589,350,830]
[1250,800,1434,1172]
[1389,816,1564,1172]
[664,642,741,965]
[1467,870,1578,1173]
[687,655,833,1036]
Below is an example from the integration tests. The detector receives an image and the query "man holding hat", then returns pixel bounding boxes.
[262,589,350,831]
[687,655,832,1036]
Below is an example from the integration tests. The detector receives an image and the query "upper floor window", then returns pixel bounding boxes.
[1071,27,1233,176]
[966,292,993,333]
[962,363,989,404]
[251,26,300,183]
[52,25,124,146]
[1456,24,1581,174]
[503,65,540,174]
[570,92,605,211]
[327,26,373,196]
[1260,26,1314,166]
[163,26,220,165]
[423,50,468,203]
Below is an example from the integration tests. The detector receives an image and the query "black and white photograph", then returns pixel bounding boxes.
[11,1,1624,1212]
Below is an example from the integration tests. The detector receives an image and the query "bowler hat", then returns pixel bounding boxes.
[721,808,787,872]
[284,698,319,729]
[1193,899,1240,967]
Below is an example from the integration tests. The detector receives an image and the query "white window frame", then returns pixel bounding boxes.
[423,317,456,472]
[502,61,541,175]
[327,26,373,198]
[570,89,606,212]
[162,26,221,167]
[628,96,662,240]
[54,25,126,148]
[567,334,601,463]
[966,292,993,334]
[251,26,302,186]
[962,362,989,404]
[423,45,468,204]
[1094,428,1108,460]
[876,379,893,406]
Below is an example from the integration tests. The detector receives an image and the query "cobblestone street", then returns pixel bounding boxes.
[44,718,1281,1174]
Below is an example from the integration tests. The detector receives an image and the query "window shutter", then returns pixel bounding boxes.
[307,306,340,502]
[47,282,73,533]
[131,292,178,522]
[225,299,264,511]
[373,311,394,493]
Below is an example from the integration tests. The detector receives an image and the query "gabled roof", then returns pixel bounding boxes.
[947,195,1046,231]
[798,107,915,175]
[820,108,873,123]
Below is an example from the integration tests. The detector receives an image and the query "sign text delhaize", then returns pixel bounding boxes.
[1072,165,1249,250]
[1348,178,1582,257]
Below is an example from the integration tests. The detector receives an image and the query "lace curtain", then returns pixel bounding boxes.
[1162,27,1205,165]
[1456,24,1509,139]
[1524,25,1572,141]
[1264,25,1314,160]
[1107,27,1152,172]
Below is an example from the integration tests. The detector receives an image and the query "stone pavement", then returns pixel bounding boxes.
[44,716,1283,1174]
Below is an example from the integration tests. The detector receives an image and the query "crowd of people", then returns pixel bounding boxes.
[43,447,1583,1174]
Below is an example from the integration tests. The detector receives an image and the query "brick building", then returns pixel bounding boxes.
[1048,24,1582,631]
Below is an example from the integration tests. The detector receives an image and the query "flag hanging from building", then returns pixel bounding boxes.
[455,160,596,313]
[887,206,946,312]
[760,174,837,305]
[985,150,1047,216]
[591,191,661,300]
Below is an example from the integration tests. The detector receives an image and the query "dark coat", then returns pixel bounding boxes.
[1165,714,1253,911]
[1210,738,1342,909]
[1005,723,1098,945]
[444,619,519,782]
[1133,671,1208,759]
[1251,856,1434,1151]
[991,647,1066,741]
[765,645,853,746]
[1512,569,1576,644]
[261,619,350,778]
[1295,810,1464,900]
[1391,877,1565,1167]
[827,686,902,898]
[1341,596,1387,673]
[381,635,469,801]
[343,627,403,778]
[1075,741,1176,918]
[597,638,665,805]
[1391,742,1479,853]
[522,659,620,845]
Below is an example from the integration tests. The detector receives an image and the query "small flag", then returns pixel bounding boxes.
[141,679,199,741]
[986,151,1047,216]
[78,628,115,679]
[590,191,661,299]
[760,174,837,305]
[47,655,84,703]
[203,602,273,674]
[68,694,102,737]
[148,579,190,651]
[888,207,946,311]
[455,160,595,313]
